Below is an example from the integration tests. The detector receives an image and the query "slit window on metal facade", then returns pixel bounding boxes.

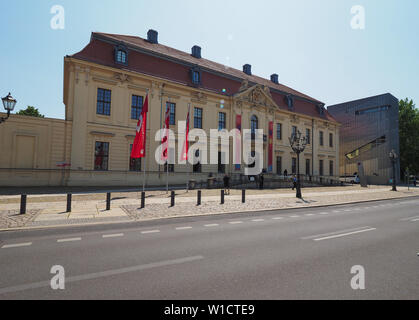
[345,136,387,160]
[97,88,111,116]
[355,105,390,116]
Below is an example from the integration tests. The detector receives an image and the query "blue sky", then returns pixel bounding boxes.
[1,0,418,119]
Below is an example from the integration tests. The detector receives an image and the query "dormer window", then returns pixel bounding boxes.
[190,67,201,85]
[285,95,294,109]
[115,45,128,65]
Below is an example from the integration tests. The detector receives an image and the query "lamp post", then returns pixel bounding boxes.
[289,130,308,199]
[1,93,17,124]
[389,149,398,192]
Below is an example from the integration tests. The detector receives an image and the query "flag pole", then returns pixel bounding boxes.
[186,103,191,193]
[142,90,149,193]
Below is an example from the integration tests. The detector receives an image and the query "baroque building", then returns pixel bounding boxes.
[0,29,339,187]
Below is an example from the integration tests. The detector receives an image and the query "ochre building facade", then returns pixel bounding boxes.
[0,30,340,187]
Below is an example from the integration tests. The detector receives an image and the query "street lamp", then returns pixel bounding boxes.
[389,149,398,192]
[1,92,17,124]
[289,130,308,199]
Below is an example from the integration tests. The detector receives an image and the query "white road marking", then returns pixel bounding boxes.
[302,226,375,240]
[344,209,352,212]
[102,234,124,238]
[229,221,243,225]
[401,215,419,221]
[289,215,300,218]
[304,214,314,217]
[0,256,204,295]
[251,219,265,222]
[272,217,284,220]
[1,242,32,249]
[57,238,82,243]
[333,210,341,213]
[313,228,376,241]
[141,230,160,234]
[176,226,193,230]
[411,219,419,222]
[319,212,329,215]
[204,224,219,227]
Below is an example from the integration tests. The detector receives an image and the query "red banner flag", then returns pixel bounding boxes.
[162,104,170,162]
[131,95,149,159]
[181,106,190,161]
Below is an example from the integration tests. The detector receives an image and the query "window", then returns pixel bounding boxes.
[218,112,226,130]
[129,144,141,172]
[115,45,128,65]
[355,105,389,116]
[319,131,324,146]
[164,162,175,173]
[306,159,311,176]
[251,115,258,134]
[94,142,109,171]
[131,95,143,120]
[116,49,127,64]
[193,150,201,173]
[306,129,311,145]
[97,88,111,116]
[292,126,297,137]
[329,133,333,148]
[292,157,297,175]
[276,156,282,175]
[167,102,176,125]
[194,107,203,129]
[191,67,201,85]
[319,160,324,176]
[277,124,282,140]
[218,152,226,174]
[329,160,334,176]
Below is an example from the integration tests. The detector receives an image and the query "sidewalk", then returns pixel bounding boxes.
[1,185,418,231]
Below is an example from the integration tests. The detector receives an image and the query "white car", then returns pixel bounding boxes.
[340,175,360,184]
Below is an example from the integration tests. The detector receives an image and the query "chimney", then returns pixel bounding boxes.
[147,29,158,44]
[270,74,279,84]
[243,64,252,75]
[191,45,201,59]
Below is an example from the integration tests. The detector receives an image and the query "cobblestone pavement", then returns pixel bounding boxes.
[1,186,418,230]
[0,209,42,229]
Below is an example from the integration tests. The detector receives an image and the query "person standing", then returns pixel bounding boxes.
[259,174,264,190]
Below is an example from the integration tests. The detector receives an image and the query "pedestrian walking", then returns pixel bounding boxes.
[223,174,230,195]
[292,175,297,190]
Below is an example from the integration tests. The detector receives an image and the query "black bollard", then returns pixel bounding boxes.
[20,195,27,215]
[106,193,111,211]
[171,191,175,207]
[221,190,225,205]
[141,192,145,209]
[242,189,246,203]
[66,194,72,213]
[197,190,201,206]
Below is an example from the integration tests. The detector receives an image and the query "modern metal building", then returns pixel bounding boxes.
[328,93,400,185]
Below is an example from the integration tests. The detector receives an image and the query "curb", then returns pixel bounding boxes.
[1,193,418,233]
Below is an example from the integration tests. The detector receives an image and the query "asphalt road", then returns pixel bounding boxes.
[0,197,418,300]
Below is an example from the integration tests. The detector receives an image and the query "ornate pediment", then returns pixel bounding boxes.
[234,84,278,111]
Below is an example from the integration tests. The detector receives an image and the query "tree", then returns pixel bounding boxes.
[16,106,44,118]
[399,98,419,175]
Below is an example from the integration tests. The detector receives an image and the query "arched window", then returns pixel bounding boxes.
[251,115,258,134]
[115,45,128,65]
[116,50,127,64]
